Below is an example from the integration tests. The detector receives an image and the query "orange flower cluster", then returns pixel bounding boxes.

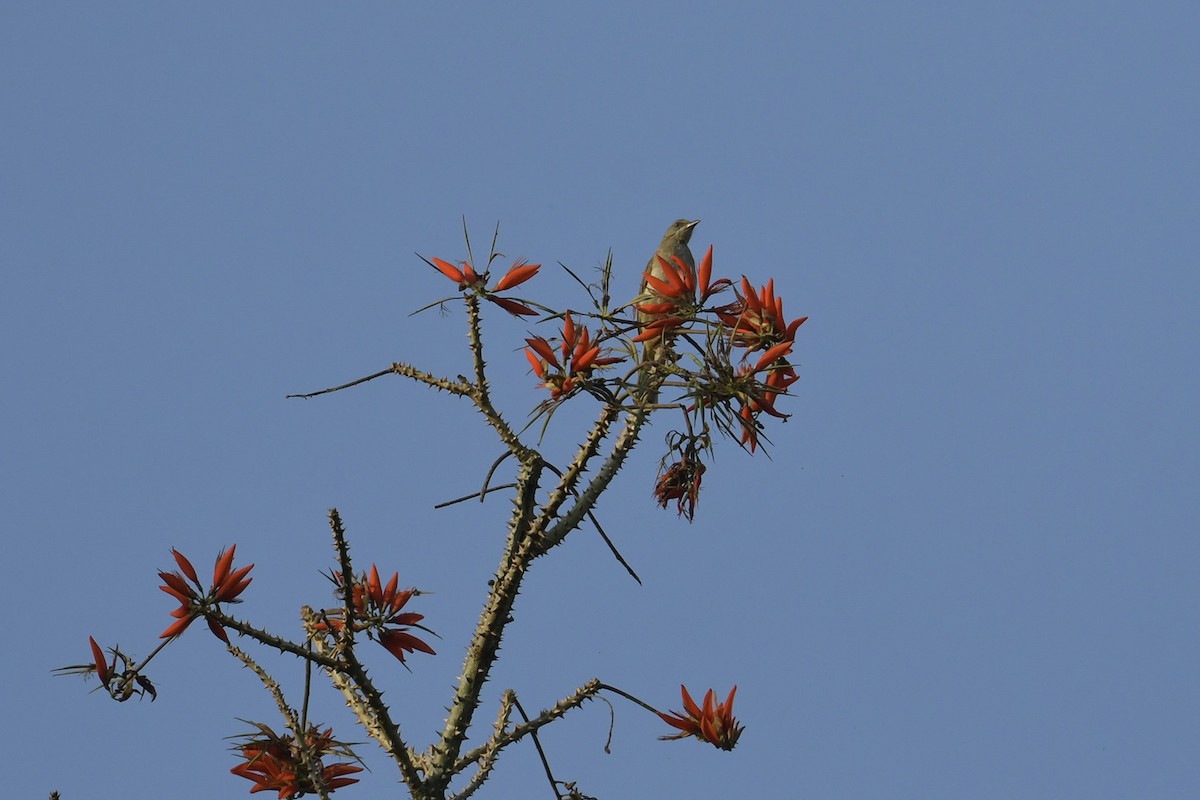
[658,685,744,751]
[633,245,731,342]
[429,256,541,316]
[717,276,807,353]
[525,313,622,400]
[313,565,436,664]
[718,278,808,452]
[158,546,254,642]
[230,723,362,799]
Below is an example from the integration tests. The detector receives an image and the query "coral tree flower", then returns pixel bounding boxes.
[718,277,807,354]
[633,245,731,342]
[491,259,541,292]
[313,565,436,664]
[525,313,621,400]
[658,685,744,751]
[230,723,362,798]
[636,246,729,316]
[158,546,254,642]
[637,253,695,316]
[733,346,803,453]
[429,257,483,290]
[713,277,807,452]
[484,258,541,316]
[427,256,541,316]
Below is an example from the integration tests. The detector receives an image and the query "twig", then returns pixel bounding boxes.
[586,510,641,585]
[512,694,564,800]
[597,683,662,716]
[480,451,513,502]
[434,483,517,509]
[288,362,473,400]
[286,369,392,399]
[539,458,641,584]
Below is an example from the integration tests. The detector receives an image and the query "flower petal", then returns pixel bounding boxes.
[698,245,714,296]
[752,341,794,373]
[160,616,194,639]
[382,571,399,607]
[525,347,547,379]
[492,261,541,291]
[562,313,576,350]
[171,549,200,586]
[216,564,255,602]
[487,296,539,317]
[525,337,560,368]
[207,617,231,643]
[572,345,601,373]
[212,545,237,591]
[430,257,465,284]
[89,637,109,684]
[368,565,382,604]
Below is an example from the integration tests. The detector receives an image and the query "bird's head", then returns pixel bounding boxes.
[663,218,700,245]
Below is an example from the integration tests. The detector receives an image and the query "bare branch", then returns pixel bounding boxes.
[426,456,544,795]
[434,483,517,509]
[288,362,472,400]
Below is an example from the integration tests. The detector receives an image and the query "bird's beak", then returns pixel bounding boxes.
[685,219,701,231]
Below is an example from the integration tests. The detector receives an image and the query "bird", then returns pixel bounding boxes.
[636,219,699,404]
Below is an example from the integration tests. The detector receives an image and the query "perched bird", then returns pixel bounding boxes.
[639,219,699,324]
[636,219,699,403]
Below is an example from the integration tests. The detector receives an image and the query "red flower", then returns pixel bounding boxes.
[231,723,362,798]
[485,260,541,316]
[718,277,807,353]
[631,315,686,343]
[379,628,436,663]
[429,256,482,289]
[313,565,436,664]
[639,253,696,312]
[731,354,801,453]
[694,245,733,303]
[158,546,253,641]
[635,245,732,329]
[737,404,763,453]
[486,295,539,317]
[491,259,541,291]
[658,685,744,751]
[524,313,622,400]
[426,256,541,316]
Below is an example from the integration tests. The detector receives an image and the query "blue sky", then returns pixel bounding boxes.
[3,3,1198,798]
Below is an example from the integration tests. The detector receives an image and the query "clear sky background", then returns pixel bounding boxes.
[4,3,1198,799]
